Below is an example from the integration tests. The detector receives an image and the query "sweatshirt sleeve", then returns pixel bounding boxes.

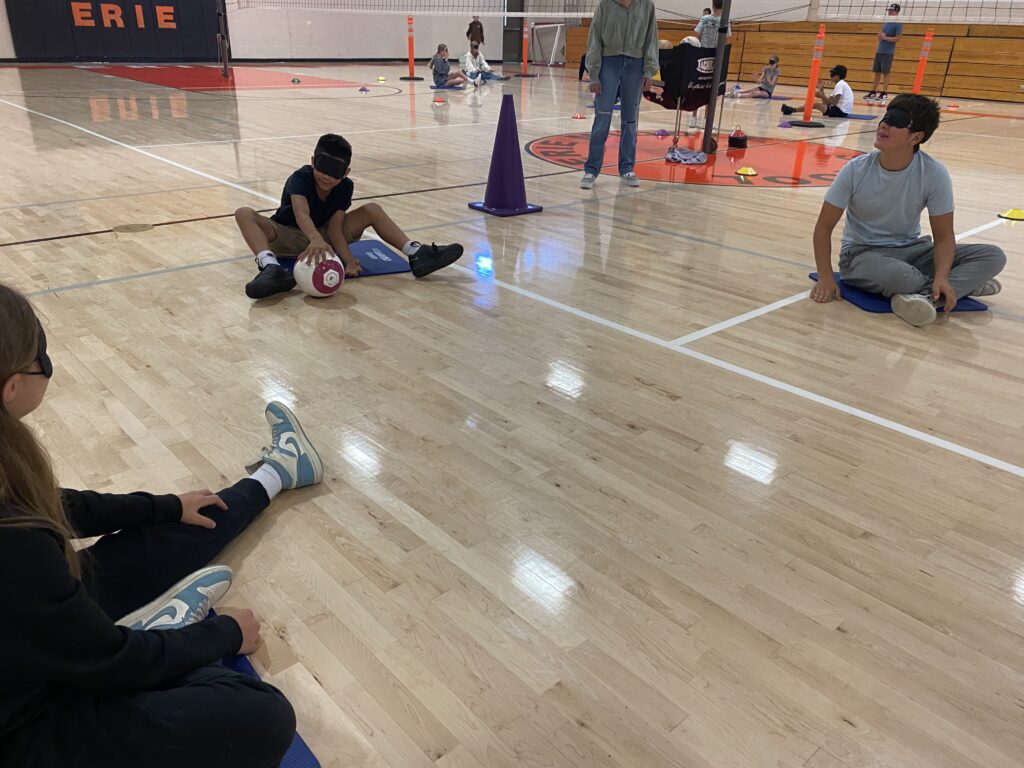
[1,527,243,692]
[585,3,604,82]
[61,488,182,537]
[643,3,660,78]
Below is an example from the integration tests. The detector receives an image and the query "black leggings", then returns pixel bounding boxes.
[1,479,296,768]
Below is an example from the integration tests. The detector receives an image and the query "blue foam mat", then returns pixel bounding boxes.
[280,240,411,278]
[810,272,988,313]
[221,654,321,768]
[208,611,320,768]
[842,113,879,120]
[430,84,464,90]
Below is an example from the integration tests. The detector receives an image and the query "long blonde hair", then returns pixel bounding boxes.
[0,284,79,577]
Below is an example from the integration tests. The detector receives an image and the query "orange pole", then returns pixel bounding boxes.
[400,16,423,81]
[522,20,530,75]
[407,16,415,78]
[912,29,933,94]
[801,24,826,123]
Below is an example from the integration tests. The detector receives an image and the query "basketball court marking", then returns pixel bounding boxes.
[5,96,1020,480]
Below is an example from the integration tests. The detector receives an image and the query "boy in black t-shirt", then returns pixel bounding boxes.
[235,134,464,299]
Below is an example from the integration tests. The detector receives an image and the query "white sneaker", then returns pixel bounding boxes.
[116,565,233,630]
[891,293,937,326]
[970,278,1001,297]
[580,173,596,190]
[621,172,640,187]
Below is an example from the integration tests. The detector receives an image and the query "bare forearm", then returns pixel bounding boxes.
[813,225,834,275]
[933,237,955,280]
[295,212,325,243]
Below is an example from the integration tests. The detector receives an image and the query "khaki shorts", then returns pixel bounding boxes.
[268,219,360,257]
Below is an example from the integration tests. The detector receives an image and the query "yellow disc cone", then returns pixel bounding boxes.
[736,166,758,176]
[998,208,1024,221]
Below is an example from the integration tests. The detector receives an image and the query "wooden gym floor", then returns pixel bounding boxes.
[2,61,1022,768]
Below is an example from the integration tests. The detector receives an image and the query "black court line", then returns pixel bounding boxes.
[0,169,580,250]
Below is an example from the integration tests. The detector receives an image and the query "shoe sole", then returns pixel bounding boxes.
[267,400,324,485]
[114,564,233,628]
[891,295,937,326]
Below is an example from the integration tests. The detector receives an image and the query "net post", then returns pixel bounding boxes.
[515,19,540,78]
[787,24,826,128]
[912,29,933,94]
[399,15,423,81]
[803,24,825,122]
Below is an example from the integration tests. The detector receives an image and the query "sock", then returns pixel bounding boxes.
[257,250,279,268]
[401,241,422,257]
[249,463,283,500]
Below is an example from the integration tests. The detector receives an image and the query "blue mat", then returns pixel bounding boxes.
[280,240,411,278]
[842,113,879,120]
[810,272,988,313]
[430,84,464,90]
[208,612,320,768]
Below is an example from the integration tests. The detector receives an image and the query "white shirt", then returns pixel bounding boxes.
[831,79,854,114]
[461,51,491,75]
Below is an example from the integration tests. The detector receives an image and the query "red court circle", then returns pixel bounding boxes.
[526,131,864,187]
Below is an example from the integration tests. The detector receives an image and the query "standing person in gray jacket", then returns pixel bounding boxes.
[580,0,659,190]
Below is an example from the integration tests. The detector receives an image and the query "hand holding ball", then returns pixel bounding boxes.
[293,255,345,298]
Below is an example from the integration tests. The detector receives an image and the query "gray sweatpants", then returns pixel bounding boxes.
[839,237,1006,298]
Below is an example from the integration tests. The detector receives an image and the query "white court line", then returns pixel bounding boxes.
[955,218,1006,241]
[665,217,1009,346]
[0,98,279,204]
[670,292,807,346]
[134,115,571,149]
[4,95,1021,480]
[450,255,1024,480]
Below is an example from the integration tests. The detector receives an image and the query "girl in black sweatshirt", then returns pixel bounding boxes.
[0,283,324,768]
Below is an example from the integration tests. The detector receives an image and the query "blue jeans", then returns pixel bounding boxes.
[584,54,644,176]
[472,70,501,81]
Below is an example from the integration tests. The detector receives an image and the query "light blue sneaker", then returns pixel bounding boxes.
[246,401,324,489]
[116,565,233,631]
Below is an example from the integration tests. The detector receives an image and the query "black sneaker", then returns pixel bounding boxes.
[408,243,464,278]
[780,104,795,115]
[865,91,877,102]
[878,93,888,102]
[245,261,296,299]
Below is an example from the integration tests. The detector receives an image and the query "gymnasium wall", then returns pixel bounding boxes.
[225,11,505,61]
[569,19,1024,103]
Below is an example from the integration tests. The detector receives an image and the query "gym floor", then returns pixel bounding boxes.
[3,61,1022,768]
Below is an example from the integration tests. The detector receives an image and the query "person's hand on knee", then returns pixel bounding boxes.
[178,489,227,529]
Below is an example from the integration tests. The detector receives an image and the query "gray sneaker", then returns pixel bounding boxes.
[970,278,1002,297]
[891,293,937,326]
[621,172,640,187]
[580,173,596,190]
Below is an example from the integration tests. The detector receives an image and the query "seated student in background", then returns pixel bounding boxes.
[782,64,852,117]
[461,41,509,85]
[0,282,324,767]
[810,94,1005,327]
[429,44,469,88]
[732,54,780,98]
[235,133,463,299]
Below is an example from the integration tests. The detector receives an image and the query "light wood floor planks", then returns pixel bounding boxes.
[2,62,1022,768]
